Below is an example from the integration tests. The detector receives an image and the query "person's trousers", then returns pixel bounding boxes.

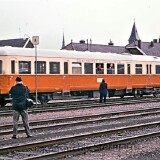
[13,110,32,137]
[100,94,107,103]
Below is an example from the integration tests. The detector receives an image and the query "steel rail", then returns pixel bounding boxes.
[1,97,160,116]
[0,107,160,136]
[0,120,160,155]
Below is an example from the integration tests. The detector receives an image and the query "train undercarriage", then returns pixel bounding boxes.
[1,87,160,107]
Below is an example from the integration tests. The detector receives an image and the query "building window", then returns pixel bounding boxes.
[72,62,82,74]
[19,61,31,74]
[64,62,68,74]
[135,64,142,74]
[117,64,124,74]
[96,63,104,74]
[156,65,160,74]
[107,63,115,74]
[35,61,46,74]
[84,63,93,74]
[11,60,15,74]
[50,62,60,74]
[0,60,2,74]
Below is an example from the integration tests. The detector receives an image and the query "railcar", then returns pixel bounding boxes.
[1,46,160,106]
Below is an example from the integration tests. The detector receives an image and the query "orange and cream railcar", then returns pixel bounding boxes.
[1,46,160,106]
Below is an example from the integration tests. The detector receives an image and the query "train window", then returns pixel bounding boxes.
[135,64,142,74]
[156,65,160,74]
[19,61,31,74]
[96,63,104,74]
[146,64,151,74]
[127,64,131,74]
[64,62,68,74]
[150,65,152,74]
[0,60,2,74]
[84,63,93,74]
[11,60,15,74]
[49,62,60,74]
[146,64,149,74]
[72,62,82,74]
[117,64,124,74]
[35,61,46,74]
[107,63,115,74]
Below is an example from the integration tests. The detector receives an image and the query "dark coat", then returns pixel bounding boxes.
[99,81,108,95]
[9,83,28,111]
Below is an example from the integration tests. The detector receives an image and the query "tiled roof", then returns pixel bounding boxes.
[62,21,160,57]
[63,40,160,57]
[0,38,34,48]
[126,41,160,57]
[63,42,129,54]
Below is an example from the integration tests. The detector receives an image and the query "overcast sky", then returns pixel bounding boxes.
[0,0,160,49]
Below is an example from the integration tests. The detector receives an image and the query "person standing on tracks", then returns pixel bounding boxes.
[99,79,108,103]
[9,76,32,139]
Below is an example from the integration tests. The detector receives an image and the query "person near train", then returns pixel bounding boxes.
[99,79,108,103]
[9,76,32,139]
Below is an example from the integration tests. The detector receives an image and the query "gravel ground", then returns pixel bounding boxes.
[1,101,160,159]
[1,101,159,125]
[63,137,160,160]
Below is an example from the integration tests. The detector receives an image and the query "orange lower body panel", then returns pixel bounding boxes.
[1,74,160,94]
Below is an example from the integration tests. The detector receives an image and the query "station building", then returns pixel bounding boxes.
[0,37,34,48]
[0,22,160,57]
[62,22,160,57]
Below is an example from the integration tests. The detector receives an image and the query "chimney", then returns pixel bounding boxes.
[90,39,92,44]
[150,41,154,47]
[79,40,85,44]
[90,39,92,51]
[153,39,157,43]
[108,39,114,46]
[86,39,88,50]
[138,40,141,48]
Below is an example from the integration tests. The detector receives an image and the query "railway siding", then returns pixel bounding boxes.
[0,106,160,159]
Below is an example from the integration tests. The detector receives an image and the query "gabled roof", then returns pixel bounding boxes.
[63,42,129,54]
[63,40,160,57]
[126,40,160,57]
[141,41,160,56]
[0,38,34,48]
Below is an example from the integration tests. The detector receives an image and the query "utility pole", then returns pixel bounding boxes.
[32,36,39,107]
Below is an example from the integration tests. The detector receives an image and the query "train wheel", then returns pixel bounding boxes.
[0,98,6,107]
[153,92,160,98]
[140,94,143,97]
[120,95,124,98]
[134,94,140,98]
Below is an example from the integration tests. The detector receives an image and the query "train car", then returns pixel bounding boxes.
[1,46,160,106]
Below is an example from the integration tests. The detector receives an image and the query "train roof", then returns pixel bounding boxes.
[0,46,160,62]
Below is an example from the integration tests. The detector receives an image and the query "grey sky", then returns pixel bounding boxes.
[0,0,159,49]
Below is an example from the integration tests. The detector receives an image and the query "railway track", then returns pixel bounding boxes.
[1,96,160,116]
[0,105,160,159]
[0,106,160,137]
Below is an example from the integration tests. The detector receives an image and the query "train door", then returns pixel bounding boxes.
[146,64,152,87]
[145,64,154,96]
[126,63,132,94]
[62,62,70,96]
[0,60,2,74]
